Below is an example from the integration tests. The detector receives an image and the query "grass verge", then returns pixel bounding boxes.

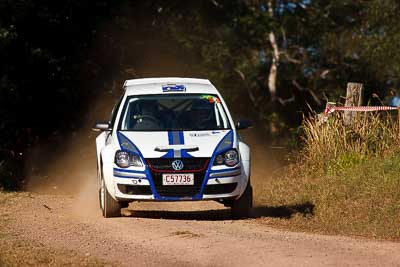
[255,112,400,240]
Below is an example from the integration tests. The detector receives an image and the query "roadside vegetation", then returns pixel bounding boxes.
[256,112,400,240]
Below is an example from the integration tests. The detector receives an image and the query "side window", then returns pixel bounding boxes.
[109,95,124,128]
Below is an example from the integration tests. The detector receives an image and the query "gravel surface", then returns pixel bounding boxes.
[1,192,400,267]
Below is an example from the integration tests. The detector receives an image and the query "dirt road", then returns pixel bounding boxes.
[1,190,400,267]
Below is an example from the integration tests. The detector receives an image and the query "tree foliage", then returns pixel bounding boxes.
[2,0,400,188]
[155,0,400,133]
[0,0,123,151]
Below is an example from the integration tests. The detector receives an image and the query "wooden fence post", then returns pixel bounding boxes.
[344,82,364,125]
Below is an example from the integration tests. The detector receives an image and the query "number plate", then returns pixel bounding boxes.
[162,173,194,185]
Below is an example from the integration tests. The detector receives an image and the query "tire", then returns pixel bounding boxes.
[231,182,253,219]
[100,178,121,218]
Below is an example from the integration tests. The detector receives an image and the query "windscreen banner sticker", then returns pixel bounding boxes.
[162,84,186,92]
[201,95,221,103]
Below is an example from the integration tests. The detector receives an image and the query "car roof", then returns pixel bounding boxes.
[123,77,219,96]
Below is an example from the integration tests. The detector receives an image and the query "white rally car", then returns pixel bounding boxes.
[93,78,252,218]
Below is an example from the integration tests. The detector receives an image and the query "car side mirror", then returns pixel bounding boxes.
[235,119,252,130]
[92,121,111,132]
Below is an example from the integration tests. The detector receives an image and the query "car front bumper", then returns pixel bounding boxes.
[112,167,247,201]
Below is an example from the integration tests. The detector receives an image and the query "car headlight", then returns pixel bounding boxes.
[115,150,143,168]
[213,149,239,167]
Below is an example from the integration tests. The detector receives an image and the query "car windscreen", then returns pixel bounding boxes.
[118,94,231,131]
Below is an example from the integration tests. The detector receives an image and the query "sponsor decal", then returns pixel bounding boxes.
[162,84,186,92]
[200,95,221,103]
[189,132,211,137]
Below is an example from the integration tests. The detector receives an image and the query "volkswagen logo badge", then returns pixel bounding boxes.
[171,160,184,171]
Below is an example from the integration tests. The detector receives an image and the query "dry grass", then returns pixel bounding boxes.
[256,111,400,240]
[302,112,400,164]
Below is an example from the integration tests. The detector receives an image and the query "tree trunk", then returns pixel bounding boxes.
[267,0,279,102]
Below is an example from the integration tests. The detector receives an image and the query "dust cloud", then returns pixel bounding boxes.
[240,130,287,185]
[23,26,201,216]
[24,92,118,218]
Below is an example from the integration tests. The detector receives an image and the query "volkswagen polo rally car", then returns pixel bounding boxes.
[93,78,252,218]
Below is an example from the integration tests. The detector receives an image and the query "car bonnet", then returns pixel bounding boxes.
[116,130,234,159]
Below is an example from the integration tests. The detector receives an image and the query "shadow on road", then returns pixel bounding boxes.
[124,208,233,221]
[252,202,315,219]
[124,201,314,221]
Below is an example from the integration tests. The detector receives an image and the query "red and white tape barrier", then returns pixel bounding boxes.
[324,105,399,114]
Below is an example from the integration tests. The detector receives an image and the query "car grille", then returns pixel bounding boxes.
[146,158,209,197]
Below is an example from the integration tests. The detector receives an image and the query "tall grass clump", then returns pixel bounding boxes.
[257,111,400,240]
[302,112,400,170]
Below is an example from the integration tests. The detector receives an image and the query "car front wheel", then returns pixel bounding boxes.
[231,182,253,219]
[100,178,121,218]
